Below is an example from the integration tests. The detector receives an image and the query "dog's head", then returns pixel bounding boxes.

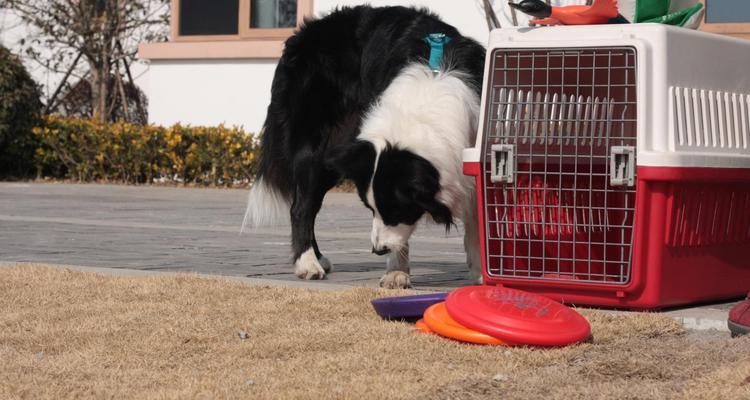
[328,141,453,255]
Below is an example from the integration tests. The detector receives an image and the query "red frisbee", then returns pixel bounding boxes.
[445,286,590,347]
[728,293,750,337]
[423,302,505,345]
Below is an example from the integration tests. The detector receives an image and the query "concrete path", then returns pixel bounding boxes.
[0,182,740,332]
[0,182,473,289]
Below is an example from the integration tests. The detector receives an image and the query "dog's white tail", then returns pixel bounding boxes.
[241,178,290,232]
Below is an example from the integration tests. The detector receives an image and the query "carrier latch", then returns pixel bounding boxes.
[490,144,515,183]
[610,146,635,187]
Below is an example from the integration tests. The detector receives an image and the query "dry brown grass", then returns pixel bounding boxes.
[1,264,749,399]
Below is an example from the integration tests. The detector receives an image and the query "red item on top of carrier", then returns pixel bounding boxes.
[463,24,750,310]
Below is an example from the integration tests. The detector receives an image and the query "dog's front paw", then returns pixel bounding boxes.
[469,268,483,285]
[379,271,412,289]
[294,250,326,280]
[318,256,333,273]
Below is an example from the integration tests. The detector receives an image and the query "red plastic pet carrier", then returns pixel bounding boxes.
[463,25,750,309]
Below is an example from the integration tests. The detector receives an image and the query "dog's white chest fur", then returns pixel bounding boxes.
[359,63,480,222]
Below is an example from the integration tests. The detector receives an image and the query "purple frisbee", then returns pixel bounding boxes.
[371,292,448,320]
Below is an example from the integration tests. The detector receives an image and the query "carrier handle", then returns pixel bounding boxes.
[490,144,515,183]
[610,146,635,187]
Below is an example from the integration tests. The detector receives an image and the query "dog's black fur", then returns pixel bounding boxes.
[252,5,485,276]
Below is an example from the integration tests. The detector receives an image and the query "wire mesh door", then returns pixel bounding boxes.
[482,47,638,284]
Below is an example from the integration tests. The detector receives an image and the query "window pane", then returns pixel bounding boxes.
[706,0,750,23]
[180,0,239,35]
[251,0,297,28]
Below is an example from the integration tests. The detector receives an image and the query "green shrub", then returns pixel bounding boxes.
[0,46,43,178]
[34,116,259,187]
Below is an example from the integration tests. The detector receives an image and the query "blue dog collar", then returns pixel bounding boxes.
[424,33,452,71]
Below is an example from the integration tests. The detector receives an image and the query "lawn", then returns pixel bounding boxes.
[1,264,749,399]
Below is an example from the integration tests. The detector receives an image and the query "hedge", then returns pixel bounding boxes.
[33,116,259,187]
[0,45,43,178]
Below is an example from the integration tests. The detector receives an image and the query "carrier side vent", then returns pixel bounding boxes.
[667,183,750,247]
[493,88,614,147]
[671,86,750,152]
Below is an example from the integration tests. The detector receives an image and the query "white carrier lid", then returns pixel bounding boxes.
[470,24,750,169]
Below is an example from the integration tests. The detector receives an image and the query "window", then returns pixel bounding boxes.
[251,0,298,29]
[180,0,239,36]
[705,0,750,23]
[171,0,311,41]
[700,0,750,40]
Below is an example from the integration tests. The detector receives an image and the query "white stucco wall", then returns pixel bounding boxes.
[146,59,277,132]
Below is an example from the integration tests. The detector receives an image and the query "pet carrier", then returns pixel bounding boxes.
[463,24,750,309]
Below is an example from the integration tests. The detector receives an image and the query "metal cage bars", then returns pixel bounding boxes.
[482,47,638,284]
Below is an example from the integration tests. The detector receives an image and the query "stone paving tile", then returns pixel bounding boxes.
[0,182,471,289]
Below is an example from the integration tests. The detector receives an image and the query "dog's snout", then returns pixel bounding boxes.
[372,246,391,256]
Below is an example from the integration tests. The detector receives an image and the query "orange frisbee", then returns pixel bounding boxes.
[414,319,433,334]
[423,302,505,345]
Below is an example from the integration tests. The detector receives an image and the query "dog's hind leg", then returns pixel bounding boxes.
[290,159,336,280]
[291,192,328,279]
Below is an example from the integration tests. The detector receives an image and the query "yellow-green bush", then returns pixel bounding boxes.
[33,116,259,187]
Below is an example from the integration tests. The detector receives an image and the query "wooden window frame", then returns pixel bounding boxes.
[171,0,312,42]
[699,0,750,41]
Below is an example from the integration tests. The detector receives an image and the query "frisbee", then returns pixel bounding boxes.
[728,295,750,337]
[414,319,433,334]
[422,302,505,345]
[371,292,447,320]
[445,286,591,347]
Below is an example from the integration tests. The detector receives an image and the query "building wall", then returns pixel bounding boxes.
[146,59,276,131]
[144,0,499,133]
[314,0,494,44]
[147,0,705,131]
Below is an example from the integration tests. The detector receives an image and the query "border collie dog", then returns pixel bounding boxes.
[243,6,486,288]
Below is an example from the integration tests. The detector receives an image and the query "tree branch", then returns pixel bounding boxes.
[5,0,168,123]
[44,50,83,115]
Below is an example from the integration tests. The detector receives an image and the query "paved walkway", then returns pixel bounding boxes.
[0,182,472,289]
[0,182,739,331]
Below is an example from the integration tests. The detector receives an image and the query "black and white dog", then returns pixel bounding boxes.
[243,6,486,288]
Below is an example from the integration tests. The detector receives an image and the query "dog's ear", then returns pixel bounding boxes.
[420,198,454,230]
[326,140,376,183]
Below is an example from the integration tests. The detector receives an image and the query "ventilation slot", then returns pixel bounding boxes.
[672,86,750,151]
[494,88,614,147]
[667,183,750,247]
